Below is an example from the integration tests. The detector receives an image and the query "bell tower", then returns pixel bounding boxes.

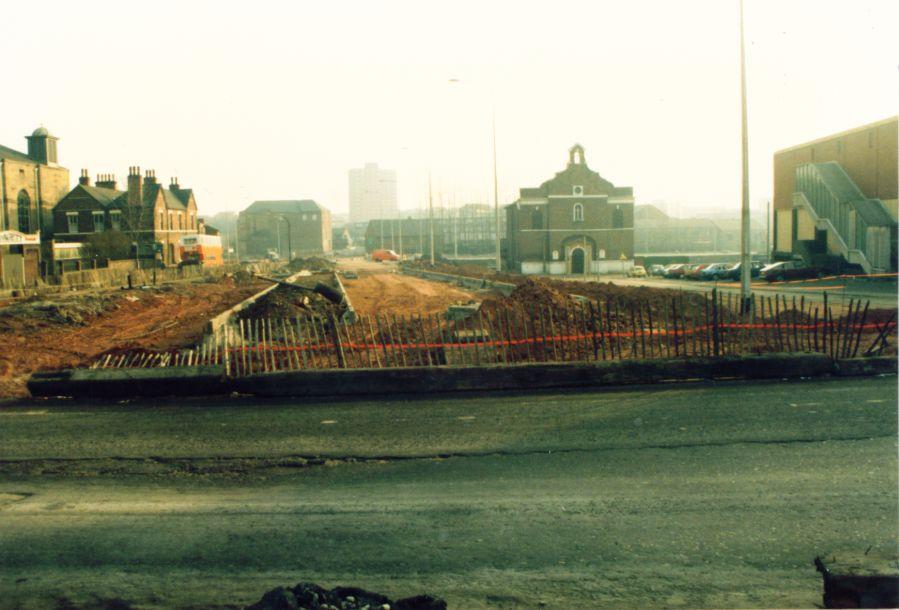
[26,126,59,166]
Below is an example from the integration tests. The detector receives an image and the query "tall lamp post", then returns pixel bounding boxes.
[738,0,751,312]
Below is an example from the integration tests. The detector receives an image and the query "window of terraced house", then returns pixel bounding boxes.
[92,211,105,232]
[66,212,79,233]
[110,211,121,231]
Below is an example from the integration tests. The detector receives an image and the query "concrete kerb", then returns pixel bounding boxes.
[27,366,226,399]
[27,354,895,399]
[333,271,357,323]
[204,270,306,334]
[399,265,516,297]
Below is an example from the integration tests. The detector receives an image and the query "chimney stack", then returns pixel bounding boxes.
[96,173,117,190]
[170,176,179,189]
[78,169,90,186]
[127,166,143,206]
[144,169,157,185]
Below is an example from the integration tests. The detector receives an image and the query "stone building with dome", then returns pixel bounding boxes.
[504,144,635,275]
[0,127,71,285]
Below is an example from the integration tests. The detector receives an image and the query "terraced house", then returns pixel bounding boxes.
[505,144,634,275]
[51,167,200,266]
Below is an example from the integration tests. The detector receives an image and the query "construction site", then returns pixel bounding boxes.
[3,256,896,400]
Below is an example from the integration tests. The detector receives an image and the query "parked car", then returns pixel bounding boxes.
[371,249,400,262]
[698,262,731,281]
[760,260,822,282]
[648,264,666,276]
[628,265,647,278]
[664,263,687,279]
[685,264,710,280]
[721,262,762,281]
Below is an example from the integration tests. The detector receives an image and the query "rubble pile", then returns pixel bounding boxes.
[289,256,337,273]
[239,274,345,321]
[0,293,119,329]
[245,582,446,610]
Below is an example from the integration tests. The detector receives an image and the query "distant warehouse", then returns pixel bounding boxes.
[773,116,897,274]
[237,200,332,260]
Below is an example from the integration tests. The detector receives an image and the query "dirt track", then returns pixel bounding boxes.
[339,260,477,316]
[0,278,266,398]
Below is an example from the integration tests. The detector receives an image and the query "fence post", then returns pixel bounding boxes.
[711,287,719,357]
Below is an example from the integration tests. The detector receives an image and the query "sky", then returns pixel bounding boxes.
[3,0,896,219]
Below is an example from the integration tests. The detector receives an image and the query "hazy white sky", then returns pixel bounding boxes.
[4,0,896,218]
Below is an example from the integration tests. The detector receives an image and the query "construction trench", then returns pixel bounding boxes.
[25,261,898,399]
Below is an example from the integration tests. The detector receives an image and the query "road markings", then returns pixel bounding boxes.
[0,411,47,416]
[320,420,338,425]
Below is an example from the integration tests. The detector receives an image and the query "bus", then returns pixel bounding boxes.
[178,234,223,266]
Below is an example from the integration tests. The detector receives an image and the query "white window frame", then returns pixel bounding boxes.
[109,210,122,231]
[92,211,105,232]
[66,212,79,234]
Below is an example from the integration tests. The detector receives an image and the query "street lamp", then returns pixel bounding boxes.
[738,0,751,312]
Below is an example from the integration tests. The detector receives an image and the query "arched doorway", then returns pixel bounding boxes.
[570,247,585,274]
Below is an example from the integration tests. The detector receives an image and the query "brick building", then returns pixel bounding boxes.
[505,144,634,275]
[51,167,199,266]
[773,116,897,273]
[237,200,331,260]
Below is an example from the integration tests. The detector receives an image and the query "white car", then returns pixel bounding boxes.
[628,265,648,278]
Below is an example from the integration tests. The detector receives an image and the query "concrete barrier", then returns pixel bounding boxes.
[28,366,226,399]
[333,271,357,323]
[400,266,517,296]
[205,270,306,334]
[26,355,896,400]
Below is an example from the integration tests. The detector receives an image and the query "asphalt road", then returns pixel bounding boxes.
[0,376,896,609]
[606,276,898,311]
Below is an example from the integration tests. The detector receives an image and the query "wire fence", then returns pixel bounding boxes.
[91,288,896,375]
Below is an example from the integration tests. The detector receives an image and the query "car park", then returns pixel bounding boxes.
[628,265,648,278]
[721,262,762,281]
[664,263,687,279]
[698,263,731,280]
[685,264,709,280]
[760,260,822,282]
[649,264,667,277]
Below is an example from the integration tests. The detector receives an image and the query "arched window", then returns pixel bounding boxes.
[573,203,584,222]
[17,190,32,233]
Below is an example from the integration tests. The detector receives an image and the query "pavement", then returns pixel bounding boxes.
[0,375,896,609]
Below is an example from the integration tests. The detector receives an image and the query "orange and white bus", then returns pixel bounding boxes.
[179,234,223,266]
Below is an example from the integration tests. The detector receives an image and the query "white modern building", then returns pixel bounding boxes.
[348,163,397,224]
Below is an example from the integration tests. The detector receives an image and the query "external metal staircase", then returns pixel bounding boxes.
[792,162,895,274]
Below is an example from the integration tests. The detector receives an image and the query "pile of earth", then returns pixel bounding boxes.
[289,256,337,273]
[0,293,119,329]
[238,286,343,321]
[246,582,446,610]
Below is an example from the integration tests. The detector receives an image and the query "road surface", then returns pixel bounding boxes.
[0,376,895,608]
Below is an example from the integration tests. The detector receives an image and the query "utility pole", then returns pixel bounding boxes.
[428,173,435,264]
[738,0,751,312]
[453,192,458,258]
[766,200,771,263]
[492,113,501,272]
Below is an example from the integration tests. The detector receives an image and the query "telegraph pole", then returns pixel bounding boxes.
[492,113,501,272]
[738,0,751,312]
[428,173,435,264]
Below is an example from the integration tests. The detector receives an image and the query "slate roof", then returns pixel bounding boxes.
[244,200,323,214]
[0,143,34,163]
[79,184,123,207]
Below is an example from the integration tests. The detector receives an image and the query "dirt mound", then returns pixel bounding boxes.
[246,582,446,610]
[288,256,336,273]
[0,294,119,330]
[239,284,343,320]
